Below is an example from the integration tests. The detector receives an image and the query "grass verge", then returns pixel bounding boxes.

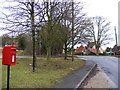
[78,55,120,57]
[2,58,85,88]
[0,59,2,89]
[0,48,2,89]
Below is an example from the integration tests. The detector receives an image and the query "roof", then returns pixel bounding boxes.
[75,45,85,53]
[89,48,102,54]
[112,45,120,52]
[115,51,120,55]
[87,42,95,48]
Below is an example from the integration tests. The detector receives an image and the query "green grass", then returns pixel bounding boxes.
[2,58,85,88]
[78,55,120,57]
[0,48,2,89]
[113,55,120,57]
[0,59,2,90]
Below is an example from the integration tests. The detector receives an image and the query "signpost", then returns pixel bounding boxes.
[2,46,16,90]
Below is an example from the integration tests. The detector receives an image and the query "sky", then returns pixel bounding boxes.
[0,0,119,50]
[80,0,118,26]
[77,0,119,50]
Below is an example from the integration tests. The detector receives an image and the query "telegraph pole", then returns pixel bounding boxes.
[114,26,117,46]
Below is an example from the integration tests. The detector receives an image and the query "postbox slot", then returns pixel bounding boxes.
[11,48,16,51]
[12,55,15,62]
[11,53,15,54]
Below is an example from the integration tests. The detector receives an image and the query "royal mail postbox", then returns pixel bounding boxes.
[2,46,16,65]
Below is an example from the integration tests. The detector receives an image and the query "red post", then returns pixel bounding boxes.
[2,46,16,89]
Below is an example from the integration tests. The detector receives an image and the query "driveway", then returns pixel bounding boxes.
[78,56,118,88]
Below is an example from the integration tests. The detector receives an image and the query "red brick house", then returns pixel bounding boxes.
[112,45,120,55]
[74,45,85,55]
[75,42,103,55]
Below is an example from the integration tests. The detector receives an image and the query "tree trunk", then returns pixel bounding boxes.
[95,44,99,55]
[31,1,36,72]
[47,46,51,61]
[64,43,67,60]
[36,41,41,55]
[96,47,99,55]
[36,30,41,55]
[71,1,74,61]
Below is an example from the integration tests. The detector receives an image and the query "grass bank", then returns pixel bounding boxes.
[0,59,2,89]
[2,58,85,88]
[78,55,120,57]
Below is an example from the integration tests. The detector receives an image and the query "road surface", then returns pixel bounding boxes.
[78,56,118,88]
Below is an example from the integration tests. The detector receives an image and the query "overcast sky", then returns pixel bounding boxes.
[78,0,119,49]
[0,0,119,49]
[81,0,118,26]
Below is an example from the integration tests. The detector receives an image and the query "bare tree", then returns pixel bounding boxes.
[71,1,74,61]
[62,1,92,60]
[0,0,93,62]
[87,16,111,55]
[31,0,36,72]
[39,1,65,60]
[0,0,45,72]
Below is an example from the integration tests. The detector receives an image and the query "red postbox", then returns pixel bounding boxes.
[2,46,16,65]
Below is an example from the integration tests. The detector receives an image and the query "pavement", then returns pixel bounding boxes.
[77,56,118,88]
[53,60,96,88]
[83,67,117,88]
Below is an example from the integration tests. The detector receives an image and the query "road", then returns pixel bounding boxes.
[78,56,118,88]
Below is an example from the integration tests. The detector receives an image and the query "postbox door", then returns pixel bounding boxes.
[12,55,15,63]
[11,48,16,65]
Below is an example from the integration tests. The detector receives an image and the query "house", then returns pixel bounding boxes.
[74,45,85,55]
[88,47,103,55]
[112,45,120,55]
[87,42,103,55]
[87,42,95,48]
[75,42,103,55]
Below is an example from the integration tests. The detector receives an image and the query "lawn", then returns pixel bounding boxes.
[0,48,2,89]
[0,59,2,89]
[78,54,120,57]
[2,58,85,88]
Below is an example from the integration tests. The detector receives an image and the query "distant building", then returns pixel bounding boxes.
[88,47,103,55]
[112,45,120,55]
[75,42,103,55]
[74,45,85,55]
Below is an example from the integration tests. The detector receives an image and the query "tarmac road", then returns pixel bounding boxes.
[78,56,118,88]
